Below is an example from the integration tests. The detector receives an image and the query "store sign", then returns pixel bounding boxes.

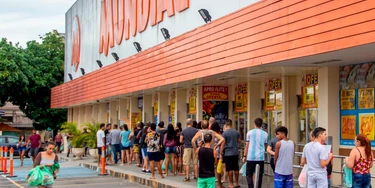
[235,84,247,112]
[340,90,355,110]
[358,88,374,109]
[202,86,228,101]
[99,0,190,56]
[170,91,176,115]
[71,16,81,71]
[131,112,142,128]
[264,79,282,111]
[340,62,375,90]
[189,88,196,114]
[138,96,143,108]
[359,113,375,140]
[341,115,356,140]
[301,74,318,108]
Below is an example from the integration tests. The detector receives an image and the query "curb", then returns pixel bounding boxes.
[80,163,185,188]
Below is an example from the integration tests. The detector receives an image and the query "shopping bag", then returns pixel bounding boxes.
[343,163,352,188]
[239,163,246,177]
[298,165,308,187]
[26,166,55,187]
[216,159,223,174]
[161,160,172,171]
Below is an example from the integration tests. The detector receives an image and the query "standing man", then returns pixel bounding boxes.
[82,128,89,157]
[66,132,73,157]
[28,129,41,165]
[242,118,268,188]
[300,127,333,188]
[267,132,279,173]
[222,119,241,188]
[180,118,198,182]
[274,126,294,188]
[196,133,217,188]
[96,123,106,166]
[110,124,122,165]
[208,117,215,129]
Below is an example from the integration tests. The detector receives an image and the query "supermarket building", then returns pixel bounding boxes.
[52,0,375,176]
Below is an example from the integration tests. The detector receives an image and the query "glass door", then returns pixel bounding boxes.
[234,113,247,140]
[262,111,282,138]
[298,108,318,144]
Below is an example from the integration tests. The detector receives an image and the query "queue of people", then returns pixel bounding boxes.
[93,118,374,188]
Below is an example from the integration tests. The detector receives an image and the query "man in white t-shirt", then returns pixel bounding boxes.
[97,123,106,166]
[300,127,333,188]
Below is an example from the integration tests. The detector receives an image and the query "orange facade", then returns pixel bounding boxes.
[51,0,375,108]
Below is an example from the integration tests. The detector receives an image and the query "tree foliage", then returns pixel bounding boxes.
[0,31,67,130]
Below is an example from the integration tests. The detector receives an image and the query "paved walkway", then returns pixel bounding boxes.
[59,154,301,188]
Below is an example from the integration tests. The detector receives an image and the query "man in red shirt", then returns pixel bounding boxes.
[28,129,41,165]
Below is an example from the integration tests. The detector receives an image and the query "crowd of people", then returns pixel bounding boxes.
[90,117,373,188]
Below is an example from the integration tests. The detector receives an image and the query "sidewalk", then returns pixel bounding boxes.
[58,154,299,188]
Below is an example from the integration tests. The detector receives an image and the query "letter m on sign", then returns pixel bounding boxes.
[99,0,115,56]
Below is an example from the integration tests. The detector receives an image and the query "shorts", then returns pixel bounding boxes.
[129,142,134,148]
[197,177,215,188]
[148,152,162,162]
[68,141,73,149]
[274,173,293,188]
[122,145,130,150]
[164,146,176,154]
[98,147,103,156]
[224,155,239,171]
[19,146,26,152]
[30,148,39,157]
[141,148,148,158]
[183,148,198,166]
[106,145,112,155]
[133,144,139,153]
[56,142,62,147]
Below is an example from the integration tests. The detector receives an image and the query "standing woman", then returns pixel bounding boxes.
[18,134,27,166]
[345,134,374,188]
[163,124,177,176]
[140,125,151,173]
[128,127,136,163]
[54,132,63,154]
[120,124,131,165]
[33,141,59,188]
[175,122,184,175]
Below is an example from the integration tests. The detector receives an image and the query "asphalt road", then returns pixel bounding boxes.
[0,158,147,188]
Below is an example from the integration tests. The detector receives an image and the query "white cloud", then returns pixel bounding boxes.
[0,0,76,47]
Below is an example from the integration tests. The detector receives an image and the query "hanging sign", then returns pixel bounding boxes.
[358,88,374,109]
[170,91,176,115]
[202,86,228,101]
[301,74,318,108]
[264,79,281,111]
[189,88,197,114]
[340,90,356,110]
[131,112,142,128]
[153,93,158,116]
[235,84,247,112]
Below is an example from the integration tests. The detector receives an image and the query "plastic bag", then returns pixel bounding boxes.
[161,160,172,171]
[216,159,223,174]
[343,163,352,188]
[239,163,246,177]
[298,165,308,187]
[27,166,55,187]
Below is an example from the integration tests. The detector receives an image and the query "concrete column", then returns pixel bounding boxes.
[176,89,187,126]
[228,85,234,121]
[118,99,128,124]
[109,101,118,125]
[78,106,85,129]
[73,107,79,124]
[196,86,203,123]
[92,104,99,123]
[98,103,107,124]
[84,105,93,124]
[67,108,73,122]
[159,92,169,125]
[247,81,262,130]
[143,95,153,123]
[130,97,141,128]
[283,76,298,142]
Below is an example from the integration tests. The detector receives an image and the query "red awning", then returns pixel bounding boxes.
[0,123,22,132]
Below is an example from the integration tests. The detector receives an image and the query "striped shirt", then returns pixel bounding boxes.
[246,129,268,161]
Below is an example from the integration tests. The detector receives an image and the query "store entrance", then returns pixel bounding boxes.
[298,108,318,144]
[262,111,283,138]
[234,112,247,141]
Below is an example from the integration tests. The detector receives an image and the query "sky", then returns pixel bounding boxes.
[0,0,77,48]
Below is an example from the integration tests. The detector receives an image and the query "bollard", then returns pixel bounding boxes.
[98,146,108,176]
[6,147,17,178]
[0,146,3,172]
[3,146,8,174]
[254,164,260,188]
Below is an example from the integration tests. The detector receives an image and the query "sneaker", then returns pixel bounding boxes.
[183,178,190,182]
[146,170,151,173]
[194,176,198,182]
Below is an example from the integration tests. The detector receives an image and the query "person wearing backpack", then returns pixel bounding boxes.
[146,123,164,179]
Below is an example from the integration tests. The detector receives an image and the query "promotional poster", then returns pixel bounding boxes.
[202,86,229,128]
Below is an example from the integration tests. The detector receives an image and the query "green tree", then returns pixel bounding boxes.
[0,31,67,130]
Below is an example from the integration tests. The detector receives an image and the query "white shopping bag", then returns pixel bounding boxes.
[298,165,308,187]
